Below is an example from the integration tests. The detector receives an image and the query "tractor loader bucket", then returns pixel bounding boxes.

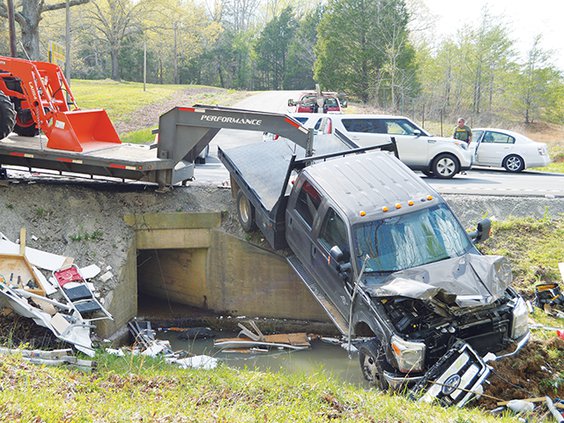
[47,109,121,152]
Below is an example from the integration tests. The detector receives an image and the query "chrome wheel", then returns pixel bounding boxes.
[504,155,524,172]
[432,153,459,179]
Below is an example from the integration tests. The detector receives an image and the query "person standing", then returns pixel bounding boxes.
[453,118,472,144]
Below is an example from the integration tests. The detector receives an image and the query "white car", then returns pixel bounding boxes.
[328,114,473,178]
[471,128,551,172]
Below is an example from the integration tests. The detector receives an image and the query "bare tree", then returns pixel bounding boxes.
[0,0,89,60]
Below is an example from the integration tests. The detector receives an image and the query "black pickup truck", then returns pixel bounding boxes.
[201,105,530,404]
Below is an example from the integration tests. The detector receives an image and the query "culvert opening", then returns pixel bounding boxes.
[136,248,210,320]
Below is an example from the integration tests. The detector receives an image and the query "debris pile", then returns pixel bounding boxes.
[0,229,112,356]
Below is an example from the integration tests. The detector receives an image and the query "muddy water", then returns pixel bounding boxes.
[156,330,368,386]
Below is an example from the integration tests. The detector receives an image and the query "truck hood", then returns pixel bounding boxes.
[365,254,512,307]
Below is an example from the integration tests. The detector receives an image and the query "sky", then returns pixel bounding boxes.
[421,0,564,71]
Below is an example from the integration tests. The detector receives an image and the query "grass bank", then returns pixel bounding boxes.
[479,214,564,294]
[0,353,514,422]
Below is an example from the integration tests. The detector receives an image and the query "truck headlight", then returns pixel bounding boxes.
[391,335,426,373]
[511,297,529,339]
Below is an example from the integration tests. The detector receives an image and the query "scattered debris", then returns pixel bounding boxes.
[177,327,215,340]
[535,281,564,316]
[0,229,112,356]
[214,322,310,352]
[168,355,218,370]
[0,346,95,370]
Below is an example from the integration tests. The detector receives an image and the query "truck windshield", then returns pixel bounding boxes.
[353,203,474,273]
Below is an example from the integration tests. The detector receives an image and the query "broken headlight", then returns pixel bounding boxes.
[510,297,529,339]
[391,335,426,373]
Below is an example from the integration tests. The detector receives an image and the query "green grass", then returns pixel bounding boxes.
[0,353,516,422]
[70,79,186,123]
[530,144,564,173]
[121,127,155,144]
[479,214,564,294]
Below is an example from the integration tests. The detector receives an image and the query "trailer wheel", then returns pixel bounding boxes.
[359,339,390,390]
[0,91,16,139]
[236,190,256,232]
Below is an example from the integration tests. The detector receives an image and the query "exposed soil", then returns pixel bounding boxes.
[480,337,564,409]
[114,87,249,135]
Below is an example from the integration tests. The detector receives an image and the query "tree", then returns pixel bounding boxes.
[314,0,415,104]
[284,5,322,89]
[0,0,89,60]
[254,7,297,89]
[514,36,563,124]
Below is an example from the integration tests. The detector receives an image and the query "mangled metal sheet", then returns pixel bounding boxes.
[367,254,512,307]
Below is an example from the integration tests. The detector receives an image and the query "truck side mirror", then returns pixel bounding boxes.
[330,245,344,263]
[413,129,422,137]
[288,99,296,107]
[469,218,492,243]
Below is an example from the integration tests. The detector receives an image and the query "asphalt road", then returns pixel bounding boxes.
[194,91,564,198]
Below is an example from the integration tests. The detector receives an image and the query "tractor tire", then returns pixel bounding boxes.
[236,190,256,232]
[0,91,16,139]
[14,109,40,137]
[14,123,40,137]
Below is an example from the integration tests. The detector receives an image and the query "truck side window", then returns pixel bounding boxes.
[295,180,322,227]
[319,208,349,259]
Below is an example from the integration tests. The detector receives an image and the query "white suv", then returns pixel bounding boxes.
[328,115,473,178]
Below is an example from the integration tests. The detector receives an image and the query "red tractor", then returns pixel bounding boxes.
[0,56,120,152]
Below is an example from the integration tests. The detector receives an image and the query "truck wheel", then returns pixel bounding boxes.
[358,339,390,390]
[431,153,459,179]
[503,154,524,172]
[236,190,256,232]
[0,91,16,139]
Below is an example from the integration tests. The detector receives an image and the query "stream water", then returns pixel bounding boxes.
[156,330,368,387]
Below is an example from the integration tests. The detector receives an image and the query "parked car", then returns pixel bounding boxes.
[471,128,551,172]
[288,92,345,114]
[326,114,473,178]
[263,113,328,142]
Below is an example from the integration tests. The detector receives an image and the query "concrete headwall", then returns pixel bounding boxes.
[130,212,328,323]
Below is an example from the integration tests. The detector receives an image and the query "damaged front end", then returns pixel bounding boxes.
[363,254,530,401]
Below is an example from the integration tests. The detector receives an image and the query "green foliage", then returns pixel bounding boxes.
[255,7,298,90]
[121,128,154,144]
[314,0,417,106]
[70,229,103,242]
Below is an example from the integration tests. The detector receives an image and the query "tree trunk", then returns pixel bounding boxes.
[20,0,42,59]
[110,47,120,81]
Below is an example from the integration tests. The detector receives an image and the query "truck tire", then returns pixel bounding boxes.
[431,153,459,179]
[0,91,16,139]
[358,339,390,390]
[236,190,256,232]
[503,154,524,172]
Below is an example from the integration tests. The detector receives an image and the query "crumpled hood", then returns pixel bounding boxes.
[366,254,512,307]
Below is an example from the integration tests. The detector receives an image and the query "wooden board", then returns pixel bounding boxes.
[0,254,46,296]
[215,332,310,350]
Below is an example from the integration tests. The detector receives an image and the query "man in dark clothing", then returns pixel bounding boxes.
[453,118,472,144]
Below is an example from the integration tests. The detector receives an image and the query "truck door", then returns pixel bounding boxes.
[286,179,323,268]
[311,206,352,319]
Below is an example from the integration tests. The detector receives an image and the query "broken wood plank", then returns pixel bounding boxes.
[497,397,548,406]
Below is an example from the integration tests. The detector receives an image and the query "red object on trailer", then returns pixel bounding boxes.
[0,55,120,152]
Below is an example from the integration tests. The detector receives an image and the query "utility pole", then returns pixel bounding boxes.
[173,22,178,84]
[65,0,71,85]
[143,39,147,92]
[7,0,17,57]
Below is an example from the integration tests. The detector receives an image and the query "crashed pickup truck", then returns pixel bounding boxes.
[219,127,529,398]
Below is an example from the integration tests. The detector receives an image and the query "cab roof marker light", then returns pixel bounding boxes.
[359,211,366,217]
[427,195,433,201]
[382,206,389,212]
[408,200,414,206]
[395,203,402,209]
